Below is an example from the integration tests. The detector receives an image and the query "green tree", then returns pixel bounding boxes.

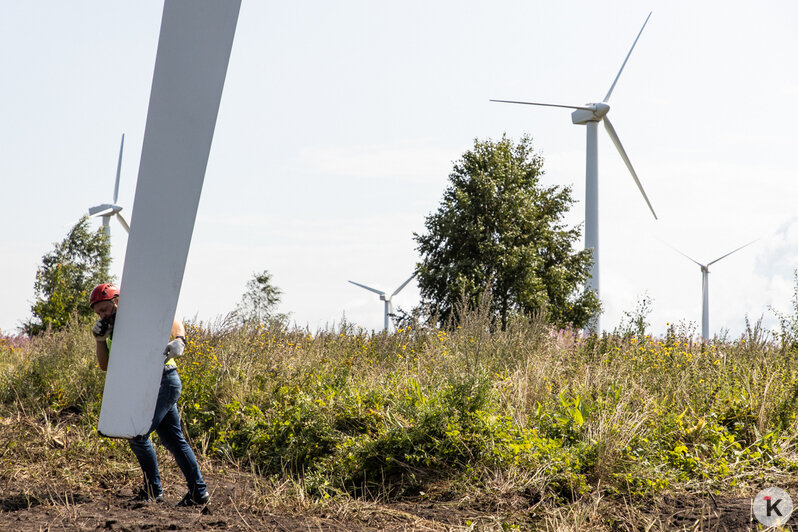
[414,134,599,330]
[23,216,112,335]
[234,270,287,325]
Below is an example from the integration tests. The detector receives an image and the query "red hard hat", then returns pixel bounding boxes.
[90,283,120,308]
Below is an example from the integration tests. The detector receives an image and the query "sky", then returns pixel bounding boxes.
[2,1,797,337]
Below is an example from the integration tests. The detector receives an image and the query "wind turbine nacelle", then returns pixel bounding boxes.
[571,103,609,125]
[89,203,124,217]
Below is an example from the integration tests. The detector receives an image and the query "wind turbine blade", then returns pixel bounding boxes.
[663,241,705,268]
[603,116,657,219]
[391,274,415,298]
[113,134,125,203]
[348,280,385,296]
[707,239,759,267]
[115,212,131,234]
[603,11,652,103]
[490,99,594,111]
[98,0,241,439]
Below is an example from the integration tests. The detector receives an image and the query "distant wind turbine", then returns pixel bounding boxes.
[349,275,415,331]
[88,134,130,236]
[669,240,758,340]
[492,12,657,331]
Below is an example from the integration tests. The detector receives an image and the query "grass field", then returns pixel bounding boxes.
[2,305,798,530]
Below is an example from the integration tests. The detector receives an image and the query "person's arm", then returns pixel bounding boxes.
[171,319,185,340]
[96,339,109,371]
[163,319,187,359]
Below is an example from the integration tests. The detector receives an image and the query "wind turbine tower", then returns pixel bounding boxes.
[349,275,415,331]
[88,134,130,236]
[492,12,658,331]
[670,240,757,340]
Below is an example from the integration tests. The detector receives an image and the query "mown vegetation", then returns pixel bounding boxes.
[3,301,798,530]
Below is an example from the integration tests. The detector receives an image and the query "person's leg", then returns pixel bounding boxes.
[125,367,180,499]
[156,402,208,499]
[127,437,162,499]
[154,368,208,502]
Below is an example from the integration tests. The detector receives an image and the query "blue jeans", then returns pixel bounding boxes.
[127,367,206,497]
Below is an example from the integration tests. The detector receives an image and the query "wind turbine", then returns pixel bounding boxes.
[491,12,657,330]
[88,134,130,235]
[349,275,415,331]
[669,240,758,340]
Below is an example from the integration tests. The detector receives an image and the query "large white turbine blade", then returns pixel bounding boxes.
[348,280,385,297]
[113,134,125,203]
[603,116,657,219]
[490,99,594,111]
[89,203,115,217]
[391,274,415,298]
[115,212,131,234]
[707,239,759,267]
[99,0,240,439]
[603,11,652,103]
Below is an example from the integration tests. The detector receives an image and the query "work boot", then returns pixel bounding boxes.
[133,487,164,503]
[176,491,209,507]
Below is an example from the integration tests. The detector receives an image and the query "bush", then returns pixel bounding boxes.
[2,307,797,504]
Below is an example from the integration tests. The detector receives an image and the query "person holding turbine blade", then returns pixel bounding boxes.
[89,283,209,507]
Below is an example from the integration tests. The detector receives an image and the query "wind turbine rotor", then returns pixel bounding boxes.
[663,241,704,269]
[115,212,130,234]
[348,280,386,298]
[603,11,652,103]
[113,134,125,204]
[490,99,594,112]
[706,239,759,267]
[602,116,657,219]
[88,134,128,238]
[391,274,415,298]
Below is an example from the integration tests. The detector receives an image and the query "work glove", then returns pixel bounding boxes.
[92,317,113,340]
[163,337,186,358]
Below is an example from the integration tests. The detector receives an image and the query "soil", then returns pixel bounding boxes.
[0,471,791,532]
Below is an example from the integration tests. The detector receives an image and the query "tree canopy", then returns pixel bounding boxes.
[414,135,599,330]
[23,216,112,335]
[234,269,286,326]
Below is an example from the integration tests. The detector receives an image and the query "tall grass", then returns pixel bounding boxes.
[2,307,798,527]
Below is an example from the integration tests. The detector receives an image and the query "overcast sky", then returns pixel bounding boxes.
[2,1,797,337]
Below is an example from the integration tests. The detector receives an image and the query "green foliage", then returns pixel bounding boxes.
[234,269,286,326]
[615,293,653,339]
[414,134,599,330]
[0,316,103,416]
[5,306,798,507]
[773,270,798,352]
[22,216,112,336]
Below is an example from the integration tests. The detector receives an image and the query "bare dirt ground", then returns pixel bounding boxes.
[0,468,524,531]
[0,470,788,532]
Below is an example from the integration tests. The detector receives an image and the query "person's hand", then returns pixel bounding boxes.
[92,318,113,340]
[163,337,185,358]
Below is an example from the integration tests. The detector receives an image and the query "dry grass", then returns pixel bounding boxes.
[3,309,798,529]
